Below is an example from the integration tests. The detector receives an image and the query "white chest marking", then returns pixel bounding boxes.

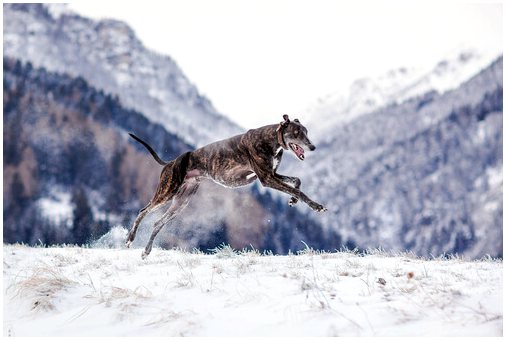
[272,158,280,169]
[272,147,283,169]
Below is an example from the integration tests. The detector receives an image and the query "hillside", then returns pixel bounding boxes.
[3,57,189,245]
[287,57,503,259]
[3,244,502,336]
[3,3,242,146]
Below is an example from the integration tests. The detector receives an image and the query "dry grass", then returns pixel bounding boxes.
[144,309,186,327]
[99,286,153,303]
[210,243,237,258]
[11,267,77,312]
[174,261,196,288]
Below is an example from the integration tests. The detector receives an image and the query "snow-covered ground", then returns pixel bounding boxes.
[3,243,502,337]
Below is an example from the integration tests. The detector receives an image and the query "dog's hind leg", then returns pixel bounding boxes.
[126,204,150,248]
[125,202,165,248]
[141,181,200,259]
[125,159,180,247]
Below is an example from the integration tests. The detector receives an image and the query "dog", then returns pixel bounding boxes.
[126,114,327,258]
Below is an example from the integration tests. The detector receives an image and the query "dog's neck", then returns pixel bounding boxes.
[276,123,288,150]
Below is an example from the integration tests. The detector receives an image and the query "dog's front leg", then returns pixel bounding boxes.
[256,170,327,212]
[276,174,301,206]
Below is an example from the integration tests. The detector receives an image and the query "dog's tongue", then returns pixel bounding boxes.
[291,143,305,160]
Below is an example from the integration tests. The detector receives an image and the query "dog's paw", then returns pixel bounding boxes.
[141,251,149,260]
[288,197,298,206]
[310,202,328,212]
[125,232,135,248]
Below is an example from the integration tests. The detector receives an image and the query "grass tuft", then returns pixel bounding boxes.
[209,243,237,258]
[12,267,76,312]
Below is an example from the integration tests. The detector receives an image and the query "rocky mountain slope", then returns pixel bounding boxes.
[3,3,242,147]
[290,57,503,258]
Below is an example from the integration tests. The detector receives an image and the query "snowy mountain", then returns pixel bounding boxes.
[290,57,503,259]
[303,48,501,142]
[3,3,242,146]
[3,244,502,336]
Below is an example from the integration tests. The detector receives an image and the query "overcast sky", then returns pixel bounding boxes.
[68,0,502,128]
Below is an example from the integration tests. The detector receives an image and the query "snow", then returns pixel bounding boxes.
[487,166,503,189]
[3,242,502,337]
[45,4,73,20]
[35,190,73,227]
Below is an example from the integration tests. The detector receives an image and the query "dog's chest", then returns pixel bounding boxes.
[272,147,283,170]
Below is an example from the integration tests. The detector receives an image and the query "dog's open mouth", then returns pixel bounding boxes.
[289,143,305,160]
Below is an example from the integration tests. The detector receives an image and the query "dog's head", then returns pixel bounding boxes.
[279,114,315,161]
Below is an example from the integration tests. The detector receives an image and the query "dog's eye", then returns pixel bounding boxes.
[294,129,300,137]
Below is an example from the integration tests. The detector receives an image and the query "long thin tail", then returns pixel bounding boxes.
[129,133,167,166]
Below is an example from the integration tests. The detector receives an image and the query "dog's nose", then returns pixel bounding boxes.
[309,144,316,151]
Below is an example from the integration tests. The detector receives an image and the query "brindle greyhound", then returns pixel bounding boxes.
[126,114,327,259]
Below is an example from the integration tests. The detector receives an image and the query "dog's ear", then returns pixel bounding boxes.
[279,114,290,128]
[294,118,300,123]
